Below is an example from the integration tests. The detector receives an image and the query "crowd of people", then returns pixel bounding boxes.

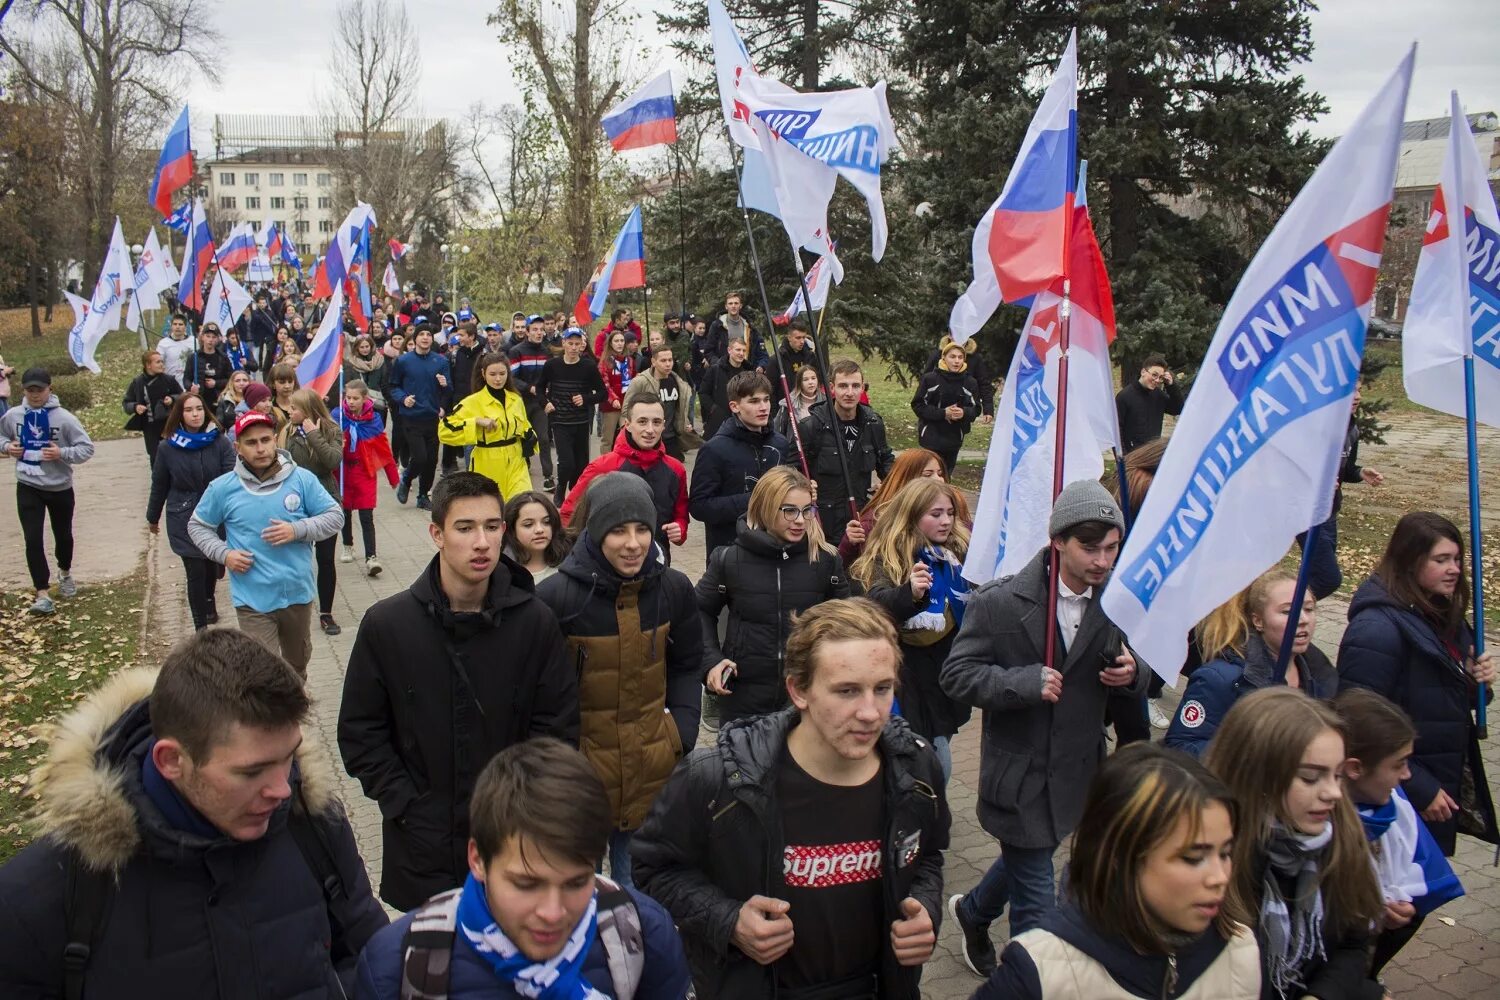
[0,277,1491,1000]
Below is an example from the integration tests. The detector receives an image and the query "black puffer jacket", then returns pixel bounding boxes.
[0,669,388,999]
[695,518,850,721]
[146,431,236,558]
[337,554,579,910]
[910,367,979,455]
[864,565,972,741]
[795,399,895,514]
[631,708,950,1000]
[689,417,794,555]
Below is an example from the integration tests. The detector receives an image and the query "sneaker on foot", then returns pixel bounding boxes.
[543,476,556,491]
[58,575,77,599]
[205,611,219,626]
[340,545,354,563]
[1149,699,1171,730]
[366,556,383,578]
[320,613,342,636]
[395,475,412,505]
[29,593,55,615]
[949,893,996,979]
[416,493,432,511]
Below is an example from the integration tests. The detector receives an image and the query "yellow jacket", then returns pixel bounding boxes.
[438,386,534,500]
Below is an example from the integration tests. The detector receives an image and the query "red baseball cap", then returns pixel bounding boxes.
[234,411,275,437]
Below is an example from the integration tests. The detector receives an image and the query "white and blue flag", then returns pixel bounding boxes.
[1100,49,1414,684]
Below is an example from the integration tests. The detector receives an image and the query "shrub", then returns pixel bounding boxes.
[49,374,93,412]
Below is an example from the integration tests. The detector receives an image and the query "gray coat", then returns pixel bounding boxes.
[940,547,1149,850]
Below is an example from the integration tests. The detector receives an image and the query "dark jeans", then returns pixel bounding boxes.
[314,534,336,615]
[958,841,1057,936]
[16,483,74,591]
[390,411,409,468]
[181,555,218,630]
[816,501,854,546]
[143,423,165,467]
[1297,511,1342,600]
[341,508,377,557]
[402,417,439,497]
[526,402,554,478]
[1371,913,1424,975]
[553,422,590,504]
[933,444,959,477]
[440,443,463,472]
[1107,691,1151,746]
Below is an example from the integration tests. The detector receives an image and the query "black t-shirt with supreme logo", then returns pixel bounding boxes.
[776,750,885,990]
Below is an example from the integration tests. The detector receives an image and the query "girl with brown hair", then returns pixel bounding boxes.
[837,446,969,565]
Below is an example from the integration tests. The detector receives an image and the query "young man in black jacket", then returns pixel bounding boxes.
[1114,353,1184,452]
[689,371,792,555]
[537,327,607,504]
[508,315,556,489]
[632,597,949,1000]
[764,319,822,405]
[337,472,579,911]
[795,358,895,545]
[699,336,753,438]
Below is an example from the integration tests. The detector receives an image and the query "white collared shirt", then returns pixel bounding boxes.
[1057,578,1092,651]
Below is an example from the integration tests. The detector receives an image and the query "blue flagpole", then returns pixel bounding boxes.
[1113,448,1133,530]
[1274,523,1320,683]
[1464,354,1488,738]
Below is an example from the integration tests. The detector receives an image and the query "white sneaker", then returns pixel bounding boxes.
[58,574,77,599]
[340,546,354,563]
[29,593,55,615]
[1149,699,1171,730]
[366,556,383,578]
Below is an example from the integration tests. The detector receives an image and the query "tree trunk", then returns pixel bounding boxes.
[1104,55,1141,375]
[802,0,819,89]
[43,257,56,322]
[28,259,44,338]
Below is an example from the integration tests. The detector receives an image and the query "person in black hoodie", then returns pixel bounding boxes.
[764,319,822,405]
[187,323,233,411]
[337,472,579,911]
[689,371,794,555]
[122,350,182,466]
[796,358,894,545]
[699,336,753,438]
[696,467,850,723]
[976,743,1260,999]
[910,337,980,475]
[537,326,607,504]
[1297,377,1385,600]
[1114,353,1184,453]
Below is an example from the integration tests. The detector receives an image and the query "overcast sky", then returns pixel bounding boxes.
[180,0,1497,145]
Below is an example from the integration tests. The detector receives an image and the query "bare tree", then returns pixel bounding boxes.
[490,0,638,304]
[0,0,220,284]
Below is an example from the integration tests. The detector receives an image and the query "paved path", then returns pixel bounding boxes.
[22,417,1500,997]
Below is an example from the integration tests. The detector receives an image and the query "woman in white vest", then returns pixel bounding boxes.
[973,742,1261,999]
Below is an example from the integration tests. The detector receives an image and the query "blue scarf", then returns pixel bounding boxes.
[455,872,606,999]
[140,739,222,840]
[615,359,633,393]
[168,426,220,450]
[17,404,50,477]
[903,545,969,634]
[228,343,253,371]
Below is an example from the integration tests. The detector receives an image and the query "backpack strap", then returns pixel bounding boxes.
[62,860,112,1000]
[400,888,463,1000]
[286,793,353,962]
[595,875,645,1000]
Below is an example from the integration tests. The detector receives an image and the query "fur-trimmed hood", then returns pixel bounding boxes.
[29,666,338,874]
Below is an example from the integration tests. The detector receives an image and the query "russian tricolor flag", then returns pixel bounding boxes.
[602,71,677,152]
[260,219,283,259]
[388,237,410,261]
[149,106,194,217]
[574,206,646,326]
[950,31,1077,341]
[216,223,258,273]
[296,286,348,396]
[177,199,215,312]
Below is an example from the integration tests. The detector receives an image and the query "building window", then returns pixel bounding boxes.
[293,196,308,209]
[318,220,333,233]
[219,196,236,209]
[219,172,235,186]
[295,220,310,234]
[317,196,332,209]
[245,196,260,210]
[269,172,284,186]
[270,196,285,210]
[244,172,259,186]
[293,172,308,186]
[317,173,332,187]
[275,219,287,232]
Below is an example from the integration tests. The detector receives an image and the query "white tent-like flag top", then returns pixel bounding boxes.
[71,218,131,373]
[1403,91,1500,428]
[207,266,254,333]
[126,228,175,332]
[1100,49,1415,685]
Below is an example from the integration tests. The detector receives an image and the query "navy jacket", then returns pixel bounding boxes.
[354,884,691,999]
[389,349,453,419]
[688,417,793,554]
[1338,575,1497,853]
[1165,634,1338,759]
[146,432,237,559]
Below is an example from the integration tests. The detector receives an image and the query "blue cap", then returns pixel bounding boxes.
[563,326,585,339]
[527,314,543,325]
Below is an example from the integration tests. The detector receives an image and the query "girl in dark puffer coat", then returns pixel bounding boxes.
[696,466,849,721]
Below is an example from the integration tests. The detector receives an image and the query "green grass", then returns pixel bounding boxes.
[0,570,148,865]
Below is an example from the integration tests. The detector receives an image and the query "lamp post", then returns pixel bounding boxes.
[439,243,471,302]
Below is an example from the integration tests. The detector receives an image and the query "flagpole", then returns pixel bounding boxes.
[790,249,860,523]
[672,141,689,320]
[1464,354,1489,738]
[730,146,812,480]
[1272,523,1321,681]
[1043,164,1080,677]
[1113,448,1133,530]
[641,203,652,343]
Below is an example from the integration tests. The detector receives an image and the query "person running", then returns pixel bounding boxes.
[696,466,850,723]
[509,315,557,489]
[837,447,955,567]
[624,341,700,462]
[354,738,691,999]
[632,598,949,999]
[795,358,895,545]
[1337,511,1498,855]
[187,322,233,410]
[1,368,95,614]
[1205,688,1385,1000]
[597,328,636,451]
[121,350,182,467]
[911,336,981,476]
[439,349,534,500]
[282,388,346,637]
[774,364,824,439]
[1115,353,1184,453]
[852,476,973,781]
[942,480,1147,976]
[389,324,452,510]
[536,473,703,888]
[0,629,388,997]
[337,378,398,577]
[689,370,794,556]
[699,336,753,438]
[504,489,570,584]
[974,743,1260,1000]
[1165,568,1338,758]
[188,410,343,677]
[156,313,196,384]
[216,368,252,430]
[536,326,606,504]
[339,472,579,911]
[146,393,236,631]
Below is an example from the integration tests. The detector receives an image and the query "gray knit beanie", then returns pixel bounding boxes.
[585,472,657,541]
[1048,479,1126,538]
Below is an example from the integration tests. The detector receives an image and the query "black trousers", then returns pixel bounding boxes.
[402,417,439,496]
[390,411,410,468]
[440,443,464,472]
[181,555,218,630]
[934,445,960,477]
[314,534,337,615]
[16,483,74,591]
[526,402,554,478]
[341,508,377,556]
[552,422,591,504]
[1371,913,1424,975]
[1107,692,1151,747]
[664,437,685,462]
[143,423,165,467]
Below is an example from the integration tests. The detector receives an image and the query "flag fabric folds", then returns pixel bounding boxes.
[1100,49,1414,685]
[149,106,194,216]
[574,206,646,327]
[747,115,837,257]
[384,260,401,296]
[207,266,254,333]
[71,219,130,373]
[1403,91,1500,428]
[950,31,1077,343]
[245,251,275,282]
[297,286,348,396]
[388,238,410,261]
[259,219,284,259]
[603,70,678,152]
[325,203,377,293]
[163,200,192,235]
[964,178,1120,584]
[178,199,215,312]
[125,228,175,332]
[64,291,91,353]
[777,247,844,324]
[216,223,258,273]
[280,235,304,275]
